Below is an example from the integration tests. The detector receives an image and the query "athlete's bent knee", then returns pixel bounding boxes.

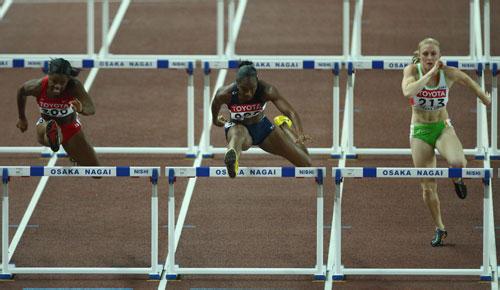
[422,186,439,200]
[448,158,466,168]
[297,155,312,167]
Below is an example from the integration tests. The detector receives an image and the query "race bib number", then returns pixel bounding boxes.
[413,88,448,111]
[414,97,447,110]
[230,110,261,121]
[39,106,74,117]
[229,103,265,121]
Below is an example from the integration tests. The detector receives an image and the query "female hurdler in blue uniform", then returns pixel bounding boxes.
[211,61,312,178]
[402,38,491,246]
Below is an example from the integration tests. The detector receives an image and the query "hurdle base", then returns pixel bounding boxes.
[313,274,326,281]
[185,153,197,159]
[474,155,485,160]
[346,154,358,159]
[148,273,161,280]
[480,275,492,281]
[489,155,500,160]
[202,153,214,158]
[40,153,53,158]
[166,274,180,280]
[332,274,345,281]
[331,154,342,159]
[0,273,14,280]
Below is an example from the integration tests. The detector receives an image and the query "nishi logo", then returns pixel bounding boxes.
[465,170,480,176]
[299,169,314,175]
[133,169,150,174]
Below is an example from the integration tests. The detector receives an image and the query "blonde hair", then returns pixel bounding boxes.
[412,38,441,64]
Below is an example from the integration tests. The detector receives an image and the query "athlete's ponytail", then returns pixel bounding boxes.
[412,50,420,64]
[236,60,257,81]
[47,58,80,77]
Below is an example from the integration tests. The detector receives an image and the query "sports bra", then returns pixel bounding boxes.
[228,81,267,121]
[410,63,449,111]
[36,76,76,118]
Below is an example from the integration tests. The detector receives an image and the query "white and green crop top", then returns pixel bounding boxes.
[410,63,449,111]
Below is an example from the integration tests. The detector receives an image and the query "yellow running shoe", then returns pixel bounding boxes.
[274,115,292,128]
[224,148,239,178]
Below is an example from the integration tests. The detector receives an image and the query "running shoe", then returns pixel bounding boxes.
[431,228,447,247]
[224,148,238,178]
[273,115,292,128]
[454,179,467,199]
[45,120,60,152]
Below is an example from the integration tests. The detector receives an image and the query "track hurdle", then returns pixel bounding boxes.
[199,59,343,158]
[164,166,326,280]
[343,59,488,159]
[330,167,495,281]
[343,0,490,159]
[0,58,197,157]
[0,166,162,279]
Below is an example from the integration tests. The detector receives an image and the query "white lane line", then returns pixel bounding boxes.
[157,1,248,289]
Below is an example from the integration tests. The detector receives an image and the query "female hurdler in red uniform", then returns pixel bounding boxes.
[16,58,100,166]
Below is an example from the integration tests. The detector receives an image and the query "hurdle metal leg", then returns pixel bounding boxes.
[201,65,213,158]
[186,64,197,157]
[166,170,177,280]
[315,170,325,279]
[332,175,343,280]
[331,66,341,158]
[481,176,493,280]
[1,170,12,279]
[149,169,161,280]
[345,66,356,159]
[491,66,499,158]
[475,66,486,159]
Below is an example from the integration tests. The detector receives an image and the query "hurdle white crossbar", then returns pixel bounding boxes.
[0,166,162,279]
[164,166,326,280]
[330,167,494,281]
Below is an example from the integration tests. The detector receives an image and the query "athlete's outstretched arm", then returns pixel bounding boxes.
[72,79,95,116]
[16,79,42,132]
[265,84,307,141]
[211,85,231,127]
[446,67,491,106]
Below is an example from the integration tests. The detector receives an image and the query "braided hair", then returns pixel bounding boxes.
[47,58,80,77]
[412,38,440,64]
[236,60,257,82]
